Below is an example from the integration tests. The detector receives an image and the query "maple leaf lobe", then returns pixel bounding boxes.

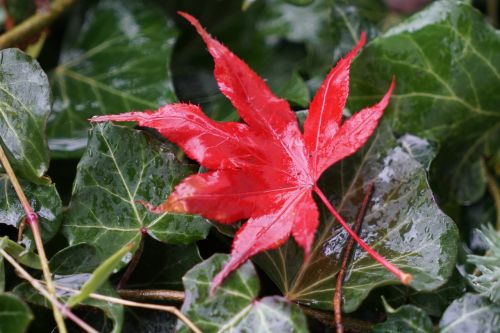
[91,12,395,292]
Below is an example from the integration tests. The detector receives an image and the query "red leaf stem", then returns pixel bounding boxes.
[313,186,413,285]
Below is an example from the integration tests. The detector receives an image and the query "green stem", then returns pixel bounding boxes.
[0,145,67,333]
[54,284,202,333]
[0,0,76,49]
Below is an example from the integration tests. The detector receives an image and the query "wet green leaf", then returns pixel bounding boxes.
[258,0,378,81]
[0,178,62,246]
[178,254,308,333]
[15,243,124,333]
[255,128,459,312]
[48,243,101,275]
[373,268,466,318]
[47,0,178,157]
[63,123,210,265]
[439,293,500,333]
[0,237,40,270]
[0,293,33,333]
[0,48,50,182]
[406,269,466,317]
[371,299,432,333]
[349,0,500,205]
[172,0,307,121]
[67,242,134,308]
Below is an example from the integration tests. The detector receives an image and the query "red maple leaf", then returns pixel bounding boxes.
[91,12,411,292]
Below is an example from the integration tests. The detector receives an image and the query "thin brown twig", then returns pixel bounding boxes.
[0,249,98,333]
[0,145,67,332]
[0,0,75,49]
[53,284,202,333]
[334,183,374,333]
[118,289,185,303]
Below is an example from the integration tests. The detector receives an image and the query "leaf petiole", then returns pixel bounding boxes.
[313,186,412,285]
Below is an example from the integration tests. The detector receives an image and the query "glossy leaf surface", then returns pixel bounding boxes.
[371,300,432,333]
[92,12,395,291]
[255,131,458,312]
[177,254,308,333]
[439,293,500,333]
[67,243,134,308]
[0,48,50,182]
[0,178,62,246]
[349,0,500,205]
[47,0,178,157]
[63,123,209,262]
[0,293,33,333]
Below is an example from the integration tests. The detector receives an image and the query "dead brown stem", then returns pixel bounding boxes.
[118,289,185,303]
[334,183,374,333]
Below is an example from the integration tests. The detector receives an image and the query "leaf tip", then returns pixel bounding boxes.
[177,11,193,22]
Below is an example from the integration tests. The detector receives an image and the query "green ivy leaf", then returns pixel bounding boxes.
[258,0,378,81]
[439,293,500,333]
[349,0,500,205]
[255,127,459,312]
[67,242,134,308]
[386,269,466,317]
[0,237,41,270]
[48,243,101,275]
[0,293,33,333]
[178,254,308,333]
[0,178,62,246]
[0,48,50,183]
[371,299,433,333]
[63,123,209,264]
[47,0,178,157]
[15,243,124,333]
